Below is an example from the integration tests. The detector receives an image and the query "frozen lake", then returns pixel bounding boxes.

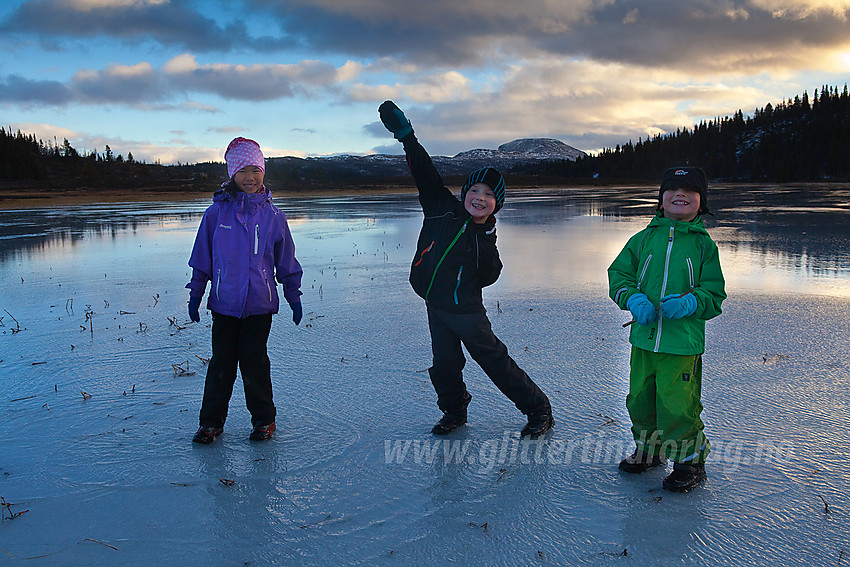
[0,184,848,565]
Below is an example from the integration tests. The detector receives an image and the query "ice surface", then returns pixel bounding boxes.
[0,186,848,565]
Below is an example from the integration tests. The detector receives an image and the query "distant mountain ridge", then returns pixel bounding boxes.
[270,137,587,179]
[496,138,587,160]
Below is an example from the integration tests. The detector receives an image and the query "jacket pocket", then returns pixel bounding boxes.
[215,268,222,301]
[261,267,273,302]
[414,241,434,266]
[686,257,694,289]
[638,254,653,290]
[453,266,463,305]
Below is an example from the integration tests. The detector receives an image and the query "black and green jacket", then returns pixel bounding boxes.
[402,135,502,313]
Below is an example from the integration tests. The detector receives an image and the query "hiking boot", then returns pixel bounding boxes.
[520,409,554,437]
[663,462,707,492]
[431,412,467,435]
[192,425,223,445]
[249,422,276,441]
[618,449,667,473]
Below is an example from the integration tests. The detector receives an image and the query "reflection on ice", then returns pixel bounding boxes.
[0,184,848,565]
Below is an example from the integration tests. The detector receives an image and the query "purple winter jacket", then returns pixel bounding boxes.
[186,187,302,318]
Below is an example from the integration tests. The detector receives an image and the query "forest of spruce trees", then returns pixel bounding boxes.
[2,84,849,190]
[537,84,850,183]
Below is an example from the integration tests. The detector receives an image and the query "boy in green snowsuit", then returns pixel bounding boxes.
[608,167,726,492]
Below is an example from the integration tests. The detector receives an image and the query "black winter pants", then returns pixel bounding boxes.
[199,311,275,428]
[426,305,550,416]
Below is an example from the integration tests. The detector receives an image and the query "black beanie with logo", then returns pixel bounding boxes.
[657,167,709,215]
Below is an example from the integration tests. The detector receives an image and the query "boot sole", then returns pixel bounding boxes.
[520,417,554,437]
[663,472,707,492]
[618,458,667,474]
[431,422,466,435]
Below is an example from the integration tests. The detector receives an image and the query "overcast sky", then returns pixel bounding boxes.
[2,0,849,166]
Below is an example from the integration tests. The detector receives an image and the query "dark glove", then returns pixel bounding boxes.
[188,296,202,322]
[289,301,303,325]
[626,293,657,326]
[660,293,697,319]
[379,100,413,140]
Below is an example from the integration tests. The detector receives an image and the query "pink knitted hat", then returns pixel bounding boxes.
[224,137,265,179]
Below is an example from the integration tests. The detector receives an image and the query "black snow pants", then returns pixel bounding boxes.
[426,305,550,416]
[199,311,276,428]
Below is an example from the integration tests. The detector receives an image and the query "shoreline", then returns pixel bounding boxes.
[0,183,612,210]
[0,185,425,210]
[0,181,841,210]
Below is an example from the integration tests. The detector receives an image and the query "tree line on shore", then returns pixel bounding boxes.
[529,83,850,183]
[2,83,849,191]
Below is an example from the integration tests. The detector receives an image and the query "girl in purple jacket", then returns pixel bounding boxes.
[186,137,303,444]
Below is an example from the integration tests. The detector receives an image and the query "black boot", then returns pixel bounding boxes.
[618,449,666,473]
[432,391,471,435]
[249,422,276,441]
[431,412,467,435]
[663,462,707,492]
[520,409,554,437]
[192,425,223,445]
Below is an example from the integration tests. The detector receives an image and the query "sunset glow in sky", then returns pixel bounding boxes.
[2,0,850,164]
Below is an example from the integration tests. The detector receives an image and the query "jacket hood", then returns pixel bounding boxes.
[648,211,708,236]
[213,185,272,209]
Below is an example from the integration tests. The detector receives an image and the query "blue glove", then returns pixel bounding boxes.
[626,293,658,326]
[289,301,303,325]
[378,100,413,140]
[660,293,697,319]
[188,296,202,322]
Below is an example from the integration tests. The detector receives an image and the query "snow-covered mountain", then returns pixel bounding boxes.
[266,138,587,179]
[496,138,587,160]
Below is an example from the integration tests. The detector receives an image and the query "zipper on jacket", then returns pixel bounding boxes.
[216,268,222,301]
[686,257,694,289]
[254,224,259,255]
[415,241,434,266]
[262,267,272,302]
[655,227,675,352]
[425,218,470,302]
[637,254,653,290]
[453,266,463,305]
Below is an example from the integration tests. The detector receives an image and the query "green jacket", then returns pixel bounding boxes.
[608,213,726,355]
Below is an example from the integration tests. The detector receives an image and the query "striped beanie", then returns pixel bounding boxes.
[461,167,506,212]
[224,137,265,180]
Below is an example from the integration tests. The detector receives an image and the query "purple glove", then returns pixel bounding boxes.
[289,301,302,325]
[188,296,202,322]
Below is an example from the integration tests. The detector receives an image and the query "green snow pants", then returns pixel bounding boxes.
[626,346,710,463]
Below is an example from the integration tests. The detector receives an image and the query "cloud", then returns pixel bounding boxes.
[0,0,293,51]
[207,125,246,134]
[349,71,472,103]
[250,0,850,74]
[370,57,783,156]
[0,75,74,105]
[162,54,346,101]
[11,122,79,141]
[73,62,162,103]
[750,0,850,18]
[0,54,361,106]
[7,120,210,163]
[6,0,850,74]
